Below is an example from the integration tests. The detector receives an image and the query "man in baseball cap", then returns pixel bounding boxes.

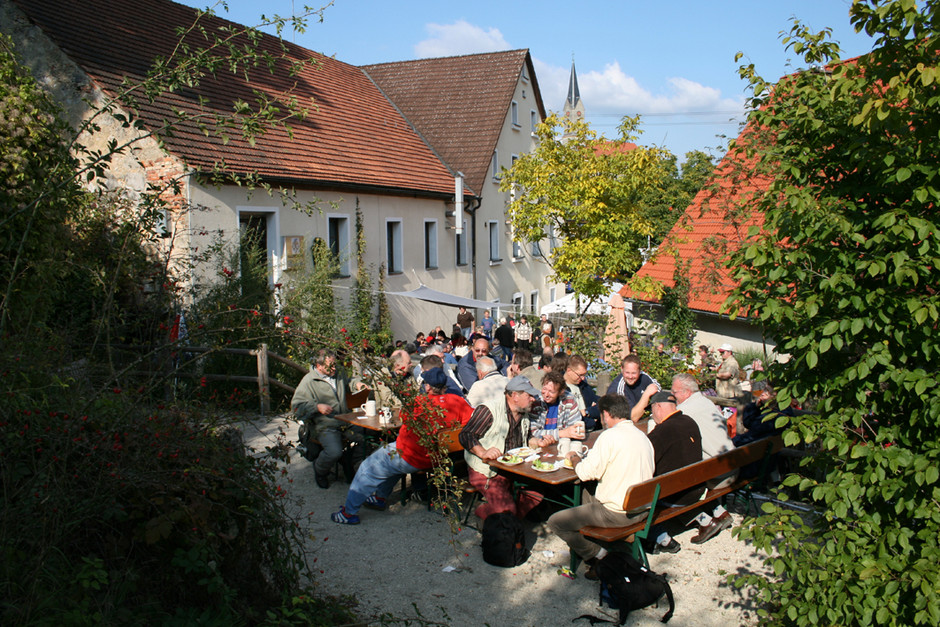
[459,376,542,521]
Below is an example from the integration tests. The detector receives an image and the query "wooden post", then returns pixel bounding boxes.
[255,343,270,415]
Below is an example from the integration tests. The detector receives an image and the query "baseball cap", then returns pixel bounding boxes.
[649,391,677,405]
[421,367,448,389]
[505,375,540,397]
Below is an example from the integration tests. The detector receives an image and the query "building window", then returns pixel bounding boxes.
[424,220,438,269]
[512,239,523,260]
[488,220,501,263]
[530,291,539,314]
[549,287,556,303]
[530,239,542,257]
[327,215,350,277]
[548,223,559,252]
[386,219,403,273]
[491,150,499,181]
[530,110,538,133]
[512,292,523,315]
[511,101,520,128]
[456,219,468,266]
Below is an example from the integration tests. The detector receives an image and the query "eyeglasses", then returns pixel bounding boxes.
[569,369,587,380]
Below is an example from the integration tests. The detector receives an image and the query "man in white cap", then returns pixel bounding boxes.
[715,343,741,399]
[459,376,543,520]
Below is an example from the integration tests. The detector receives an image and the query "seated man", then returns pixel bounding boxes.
[644,391,704,553]
[331,368,472,524]
[528,371,583,447]
[466,356,509,407]
[548,395,655,580]
[670,373,736,541]
[459,376,543,521]
[606,354,661,422]
[291,350,366,490]
[370,349,417,410]
[456,337,491,392]
[416,352,464,398]
[563,354,600,430]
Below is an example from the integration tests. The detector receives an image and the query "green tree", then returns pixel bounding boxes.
[639,149,715,245]
[501,114,667,300]
[727,2,940,624]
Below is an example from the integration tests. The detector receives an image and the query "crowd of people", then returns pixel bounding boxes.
[290,313,796,581]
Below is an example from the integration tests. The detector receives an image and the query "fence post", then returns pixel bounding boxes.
[256,343,270,415]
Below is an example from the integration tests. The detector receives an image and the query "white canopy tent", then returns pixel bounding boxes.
[540,283,624,317]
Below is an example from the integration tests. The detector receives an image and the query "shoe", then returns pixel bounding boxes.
[584,557,600,581]
[652,538,681,554]
[363,495,388,511]
[331,506,360,525]
[314,470,330,490]
[691,516,731,544]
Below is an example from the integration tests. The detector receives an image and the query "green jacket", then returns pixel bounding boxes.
[291,367,352,430]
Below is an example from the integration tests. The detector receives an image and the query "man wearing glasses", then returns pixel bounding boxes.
[563,354,600,430]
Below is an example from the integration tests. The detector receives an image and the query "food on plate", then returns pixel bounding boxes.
[511,447,535,457]
[532,459,556,472]
[498,454,523,465]
[563,457,574,469]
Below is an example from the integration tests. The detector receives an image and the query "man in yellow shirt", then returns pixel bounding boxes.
[547,394,654,580]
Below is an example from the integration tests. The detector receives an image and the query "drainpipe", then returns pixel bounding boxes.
[467,195,482,301]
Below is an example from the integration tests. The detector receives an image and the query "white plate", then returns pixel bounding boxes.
[498,456,525,466]
[531,462,558,473]
[508,447,535,457]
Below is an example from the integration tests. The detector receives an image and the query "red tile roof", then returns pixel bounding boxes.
[363,50,546,196]
[622,128,770,315]
[14,0,458,196]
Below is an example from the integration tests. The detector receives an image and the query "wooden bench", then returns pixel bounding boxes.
[579,435,784,567]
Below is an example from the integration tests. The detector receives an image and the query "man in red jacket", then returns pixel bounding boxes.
[332,368,472,524]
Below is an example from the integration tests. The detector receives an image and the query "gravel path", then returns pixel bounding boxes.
[242,415,773,626]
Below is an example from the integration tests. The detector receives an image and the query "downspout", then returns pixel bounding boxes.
[467,195,482,301]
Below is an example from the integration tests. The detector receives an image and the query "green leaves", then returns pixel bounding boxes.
[724,2,940,624]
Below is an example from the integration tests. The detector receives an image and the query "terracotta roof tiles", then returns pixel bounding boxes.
[363,50,546,195]
[14,0,458,196]
[622,133,770,315]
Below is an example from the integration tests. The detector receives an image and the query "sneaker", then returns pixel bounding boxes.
[363,495,388,511]
[330,507,360,525]
[652,538,681,554]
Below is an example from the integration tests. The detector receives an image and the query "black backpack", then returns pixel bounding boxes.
[296,420,321,462]
[481,512,528,567]
[575,551,675,624]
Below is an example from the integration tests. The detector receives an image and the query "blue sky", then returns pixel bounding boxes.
[179,0,876,160]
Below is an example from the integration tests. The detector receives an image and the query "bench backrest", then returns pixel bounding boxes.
[622,435,783,511]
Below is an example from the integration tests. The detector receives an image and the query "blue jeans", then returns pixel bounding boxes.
[344,442,420,515]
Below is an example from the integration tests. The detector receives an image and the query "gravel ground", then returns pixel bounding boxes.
[242,415,774,627]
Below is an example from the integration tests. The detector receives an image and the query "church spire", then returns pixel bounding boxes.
[562,56,586,130]
[566,59,581,108]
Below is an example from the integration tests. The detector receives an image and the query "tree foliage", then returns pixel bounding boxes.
[501,114,667,299]
[727,2,940,624]
[639,149,716,246]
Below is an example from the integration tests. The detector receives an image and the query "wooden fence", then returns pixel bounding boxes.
[115,343,309,415]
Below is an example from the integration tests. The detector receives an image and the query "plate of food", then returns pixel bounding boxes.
[498,454,525,466]
[562,457,575,469]
[531,459,558,473]
[508,447,536,458]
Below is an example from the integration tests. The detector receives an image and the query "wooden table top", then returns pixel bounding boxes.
[334,409,401,432]
[486,430,601,486]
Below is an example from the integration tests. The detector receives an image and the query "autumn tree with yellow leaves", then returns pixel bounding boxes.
[500,114,667,301]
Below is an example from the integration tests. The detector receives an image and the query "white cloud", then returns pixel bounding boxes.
[579,61,744,115]
[414,20,510,58]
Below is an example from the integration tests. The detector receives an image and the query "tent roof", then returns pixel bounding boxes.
[387,285,499,309]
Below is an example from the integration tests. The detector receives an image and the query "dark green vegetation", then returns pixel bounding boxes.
[0,26,356,625]
[727,1,940,624]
